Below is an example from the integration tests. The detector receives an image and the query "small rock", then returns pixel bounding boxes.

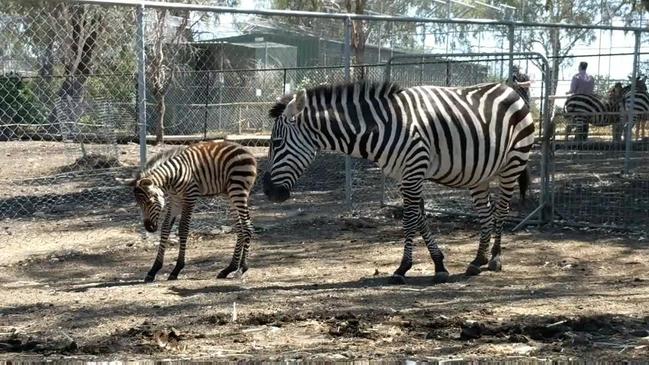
[512,343,535,355]
[508,334,530,343]
[460,321,483,340]
[571,331,592,345]
[630,329,649,337]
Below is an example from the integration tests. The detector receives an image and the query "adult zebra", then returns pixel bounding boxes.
[122,140,257,282]
[564,85,624,142]
[262,81,534,283]
[621,89,649,141]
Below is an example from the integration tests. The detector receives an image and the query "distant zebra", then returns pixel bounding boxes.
[122,140,257,282]
[263,81,534,283]
[564,89,623,142]
[621,90,649,141]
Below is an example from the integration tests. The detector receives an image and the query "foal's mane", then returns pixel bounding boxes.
[268,81,401,119]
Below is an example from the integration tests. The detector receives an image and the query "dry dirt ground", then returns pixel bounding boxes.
[1,141,649,362]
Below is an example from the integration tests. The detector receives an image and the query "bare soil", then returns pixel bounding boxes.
[1,141,649,362]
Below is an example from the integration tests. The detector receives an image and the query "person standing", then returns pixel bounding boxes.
[568,62,595,95]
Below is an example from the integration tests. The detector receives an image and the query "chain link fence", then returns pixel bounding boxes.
[1,1,649,242]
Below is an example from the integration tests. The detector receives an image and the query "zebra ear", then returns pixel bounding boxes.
[294,89,306,113]
[139,178,153,188]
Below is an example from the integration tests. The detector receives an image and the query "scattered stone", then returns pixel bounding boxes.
[460,321,483,340]
[511,343,535,355]
[508,334,530,343]
[572,331,593,345]
[630,329,649,337]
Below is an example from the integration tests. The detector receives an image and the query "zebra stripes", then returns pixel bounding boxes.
[622,91,649,140]
[263,81,534,283]
[564,93,621,141]
[124,140,257,282]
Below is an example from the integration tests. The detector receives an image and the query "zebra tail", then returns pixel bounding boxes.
[517,167,530,204]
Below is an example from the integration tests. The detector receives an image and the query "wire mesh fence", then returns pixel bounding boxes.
[1,0,649,240]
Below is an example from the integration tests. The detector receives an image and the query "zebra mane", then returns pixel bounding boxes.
[308,81,402,102]
[137,146,187,178]
[268,81,401,119]
[268,94,295,119]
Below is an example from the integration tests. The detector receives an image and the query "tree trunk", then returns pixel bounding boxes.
[154,92,166,144]
[46,5,100,137]
[346,0,367,81]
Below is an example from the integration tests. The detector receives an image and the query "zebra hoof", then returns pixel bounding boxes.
[167,274,178,281]
[389,274,407,285]
[433,271,450,284]
[465,264,482,276]
[144,275,155,283]
[488,258,502,272]
[217,268,234,279]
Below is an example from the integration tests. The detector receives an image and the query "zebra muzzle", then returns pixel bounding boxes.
[144,219,158,233]
[262,172,290,203]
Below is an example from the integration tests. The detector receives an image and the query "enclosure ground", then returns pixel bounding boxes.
[1,203,649,361]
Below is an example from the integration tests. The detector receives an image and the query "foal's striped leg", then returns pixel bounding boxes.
[169,197,196,280]
[217,188,253,278]
[145,208,176,282]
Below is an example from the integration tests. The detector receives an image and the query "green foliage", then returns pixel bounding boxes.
[593,75,616,95]
[0,73,47,124]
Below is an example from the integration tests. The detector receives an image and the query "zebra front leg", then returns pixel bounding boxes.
[168,200,195,280]
[465,182,493,276]
[145,210,176,282]
[488,175,517,272]
[418,199,449,283]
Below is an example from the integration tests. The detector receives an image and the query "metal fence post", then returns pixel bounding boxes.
[380,59,393,206]
[343,17,352,209]
[282,68,287,94]
[540,61,554,224]
[507,23,514,83]
[203,72,209,140]
[623,30,641,175]
[136,3,147,168]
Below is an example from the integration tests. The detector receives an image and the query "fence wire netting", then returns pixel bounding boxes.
[1,2,649,242]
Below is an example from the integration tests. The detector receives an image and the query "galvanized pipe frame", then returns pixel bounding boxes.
[623,30,642,176]
[73,0,649,33]
[382,51,552,229]
[135,3,146,169]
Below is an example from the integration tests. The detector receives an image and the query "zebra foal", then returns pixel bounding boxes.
[263,81,534,283]
[122,140,257,282]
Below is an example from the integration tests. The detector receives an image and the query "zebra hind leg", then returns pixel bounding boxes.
[217,193,252,279]
[465,182,493,276]
[418,198,449,283]
[390,199,419,284]
[488,174,518,272]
